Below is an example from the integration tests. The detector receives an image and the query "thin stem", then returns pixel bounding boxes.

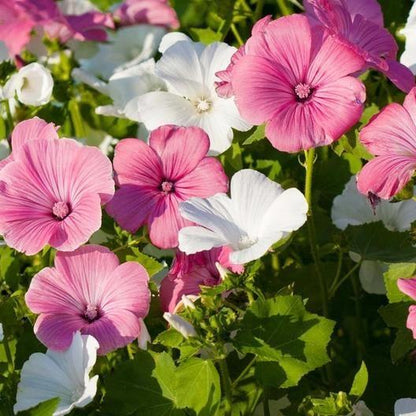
[3,335,14,373]
[263,391,271,416]
[231,24,244,46]
[329,262,361,298]
[232,356,256,387]
[276,0,291,15]
[254,0,265,21]
[3,99,14,134]
[218,359,232,416]
[304,149,328,317]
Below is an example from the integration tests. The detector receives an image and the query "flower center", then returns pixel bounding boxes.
[368,192,381,215]
[83,304,100,323]
[237,235,258,250]
[294,83,313,102]
[160,180,174,194]
[52,201,70,220]
[193,97,212,114]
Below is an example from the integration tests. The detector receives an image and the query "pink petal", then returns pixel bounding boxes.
[0,19,33,56]
[64,12,114,42]
[398,278,416,300]
[83,312,141,355]
[359,103,416,156]
[102,262,150,318]
[149,125,210,181]
[11,117,58,150]
[382,60,415,94]
[34,313,86,351]
[356,155,416,199]
[174,158,228,200]
[343,0,383,26]
[406,305,416,339]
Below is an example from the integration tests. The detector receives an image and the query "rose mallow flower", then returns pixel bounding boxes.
[106,125,228,249]
[25,245,150,355]
[357,87,416,199]
[230,14,366,153]
[397,277,416,340]
[0,118,114,254]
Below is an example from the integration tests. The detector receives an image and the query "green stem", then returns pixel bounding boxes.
[68,100,86,138]
[232,356,256,387]
[218,359,232,415]
[304,149,328,317]
[3,99,14,134]
[231,24,244,46]
[254,0,265,21]
[3,335,14,373]
[276,0,291,15]
[263,391,271,416]
[329,262,361,298]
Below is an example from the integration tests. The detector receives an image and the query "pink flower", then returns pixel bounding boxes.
[160,247,243,313]
[106,125,228,249]
[25,245,150,355]
[304,0,415,93]
[357,87,416,199]
[230,14,366,153]
[0,119,114,254]
[398,278,416,339]
[113,0,179,29]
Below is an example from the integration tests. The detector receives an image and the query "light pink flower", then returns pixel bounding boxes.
[160,247,243,313]
[398,278,416,339]
[0,120,114,255]
[304,0,415,93]
[231,14,366,153]
[357,87,416,199]
[25,245,150,355]
[113,0,179,29]
[106,125,228,249]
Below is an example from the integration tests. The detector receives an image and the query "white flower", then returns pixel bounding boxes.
[0,41,9,62]
[79,25,165,79]
[349,401,374,416]
[395,398,416,416]
[4,63,53,106]
[58,0,98,15]
[136,33,252,155]
[0,139,10,161]
[138,318,151,350]
[332,176,416,294]
[163,312,197,338]
[401,2,416,74]
[14,332,99,416]
[179,169,308,264]
[0,323,3,342]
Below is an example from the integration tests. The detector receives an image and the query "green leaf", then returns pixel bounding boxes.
[349,361,368,398]
[345,222,416,263]
[17,398,60,416]
[243,125,266,145]
[383,263,416,303]
[379,302,411,328]
[127,248,164,277]
[190,28,222,44]
[391,328,416,363]
[233,295,335,388]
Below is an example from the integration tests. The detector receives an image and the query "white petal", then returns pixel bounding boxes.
[137,319,151,350]
[159,32,192,53]
[59,0,98,15]
[96,105,124,118]
[401,2,416,74]
[0,41,10,61]
[178,225,229,254]
[359,260,387,295]
[214,97,252,132]
[230,237,277,265]
[163,313,197,338]
[0,139,10,161]
[137,91,197,130]
[377,197,416,232]
[395,398,416,416]
[0,323,3,342]
[71,68,109,95]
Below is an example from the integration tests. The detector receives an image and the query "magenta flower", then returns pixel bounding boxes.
[106,125,228,249]
[397,278,416,339]
[25,245,150,355]
[113,0,179,29]
[357,87,416,199]
[304,0,415,93]
[231,14,366,153]
[0,121,114,255]
[160,247,243,313]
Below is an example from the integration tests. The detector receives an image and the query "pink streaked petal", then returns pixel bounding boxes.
[406,305,416,339]
[149,125,210,180]
[343,0,383,26]
[381,60,415,93]
[50,194,102,252]
[356,155,416,199]
[148,193,190,249]
[232,55,294,125]
[102,262,150,317]
[25,267,83,315]
[307,34,365,85]
[112,139,162,187]
[34,313,86,351]
[55,245,119,305]
[11,117,58,151]
[65,12,114,42]
[106,185,160,233]
[174,158,228,200]
[83,312,141,355]
[404,87,416,125]
[0,20,33,56]
[360,103,416,156]
[398,278,416,300]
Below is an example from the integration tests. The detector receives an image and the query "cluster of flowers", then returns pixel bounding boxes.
[2,0,416,414]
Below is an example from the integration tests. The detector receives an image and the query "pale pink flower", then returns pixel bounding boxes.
[113,0,179,29]
[25,245,150,355]
[357,87,416,199]
[304,0,415,93]
[398,278,416,340]
[0,120,114,254]
[230,14,366,153]
[160,247,243,312]
[106,125,228,249]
